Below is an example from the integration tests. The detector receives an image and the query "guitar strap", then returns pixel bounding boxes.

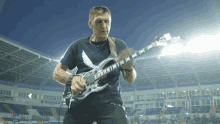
[107,36,117,58]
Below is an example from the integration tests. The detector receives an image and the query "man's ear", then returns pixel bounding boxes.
[88,20,93,29]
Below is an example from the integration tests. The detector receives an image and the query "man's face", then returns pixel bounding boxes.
[89,13,111,38]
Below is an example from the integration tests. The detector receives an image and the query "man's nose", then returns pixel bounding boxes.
[100,21,106,28]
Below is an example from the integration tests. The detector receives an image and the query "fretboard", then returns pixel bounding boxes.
[94,48,148,80]
[93,41,166,80]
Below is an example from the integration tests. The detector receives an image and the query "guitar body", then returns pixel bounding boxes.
[63,56,117,108]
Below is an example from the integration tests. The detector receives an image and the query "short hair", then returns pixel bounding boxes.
[89,6,112,21]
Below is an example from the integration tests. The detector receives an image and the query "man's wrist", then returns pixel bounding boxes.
[67,73,75,85]
[121,67,134,72]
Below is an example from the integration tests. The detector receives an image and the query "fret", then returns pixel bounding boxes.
[97,72,101,78]
[117,62,120,67]
[106,67,110,73]
[108,66,111,72]
[112,64,117,69]
[139,49,145,54]
[110,66,113,71]
[95,73,99,79]
[97,73,100,78]
[132,53,137,59]
[95,74,97,80]
[103,69,107,74]
[120,60,125,65]
[116,62,119,68]
[100,71,103,76]
[100,71,103,77]
[125,56,130,62]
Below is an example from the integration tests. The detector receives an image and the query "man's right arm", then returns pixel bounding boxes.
[53,62,71,85]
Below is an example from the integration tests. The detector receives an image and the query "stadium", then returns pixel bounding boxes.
[0,32,220,124]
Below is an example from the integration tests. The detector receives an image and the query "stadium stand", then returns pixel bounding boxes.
[8,103,28,115]
[1,34,220,124]
[0,102,11,113]
[32,106,53,116]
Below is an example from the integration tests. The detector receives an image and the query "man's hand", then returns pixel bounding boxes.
[71,76,86,94]
[115,48,134,69]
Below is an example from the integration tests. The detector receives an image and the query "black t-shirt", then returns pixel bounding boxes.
[60,35,128,105]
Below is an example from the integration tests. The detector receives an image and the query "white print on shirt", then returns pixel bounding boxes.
[82,50,97,69]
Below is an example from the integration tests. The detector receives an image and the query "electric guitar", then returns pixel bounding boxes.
[63,40,168,108]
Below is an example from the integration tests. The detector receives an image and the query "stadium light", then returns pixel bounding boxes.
[217,88,219,90]
[195,90,197,91]
[160,43,184,56]
[167,105,174,108]
[183,91,185,92]
[185,33,220,53]
[159,32,220,57]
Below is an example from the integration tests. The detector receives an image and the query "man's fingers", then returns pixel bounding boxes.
[79,78,86,87]
[75,83,84,91]
[71,86,77,93]
[71,83,82,94]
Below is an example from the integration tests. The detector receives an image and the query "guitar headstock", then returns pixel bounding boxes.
[145,40,168,51]
[145,33,183,51]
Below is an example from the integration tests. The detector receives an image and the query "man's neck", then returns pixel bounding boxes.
[91,34,108,42]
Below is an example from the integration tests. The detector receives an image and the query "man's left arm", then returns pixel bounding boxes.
[115,40,137,83]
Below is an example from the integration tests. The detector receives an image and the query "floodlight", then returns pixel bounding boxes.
[185,34,220,53]
[167,105,174,107]
[160,43,184,56]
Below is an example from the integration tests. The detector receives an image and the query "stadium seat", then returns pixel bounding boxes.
[32,106,53,116]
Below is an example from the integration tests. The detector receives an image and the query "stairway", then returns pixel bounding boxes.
[3,104,14,113]
[0,118,7,124]
[51,107,58,116]
[38,121,43,124]
[159,108,167,116]
[210,107,216,114]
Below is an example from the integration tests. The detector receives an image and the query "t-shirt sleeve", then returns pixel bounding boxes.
[116,38,127,56]
[60,41,77,70]
[115,39,135,72]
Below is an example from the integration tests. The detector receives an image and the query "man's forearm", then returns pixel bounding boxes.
[123,68,137,83]
[53,70,71,85]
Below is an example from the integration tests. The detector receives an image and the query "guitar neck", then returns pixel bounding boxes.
[94,45,155,80]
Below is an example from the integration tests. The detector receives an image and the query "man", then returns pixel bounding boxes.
[53,6,137,124]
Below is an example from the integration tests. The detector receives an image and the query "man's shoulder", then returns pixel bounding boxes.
[69,36,89,47]
[110,36,126,45]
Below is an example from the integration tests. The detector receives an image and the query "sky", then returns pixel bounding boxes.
[0,0,220,60]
